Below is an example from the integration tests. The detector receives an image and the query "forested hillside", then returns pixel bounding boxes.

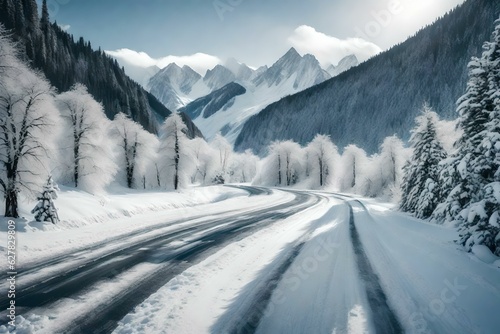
[0,0,201,137]
[235,0,499,154]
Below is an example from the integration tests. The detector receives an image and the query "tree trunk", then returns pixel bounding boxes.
[174,132,180,190]
[319,158,323,187]
[155,164,161,188]
[4,188,19,218]
[74,137,80,188]
[392,154,396,184]
[286,155,291,186]
[351,158,356,188]
[277,154,282,186]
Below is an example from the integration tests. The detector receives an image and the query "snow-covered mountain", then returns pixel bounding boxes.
[148,48,336,142]
[179,82,246,119]
[203,65,238,91]
[148,63,209,111]
[326,54,359,77]
[253,47,329,89]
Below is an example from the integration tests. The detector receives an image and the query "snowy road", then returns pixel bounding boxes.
[2,187,500,334]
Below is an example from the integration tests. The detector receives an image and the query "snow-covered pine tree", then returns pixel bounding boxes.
[400,107,447,219]
[31,175,60,224]
[457,18,500,254]
[433,17,500,255]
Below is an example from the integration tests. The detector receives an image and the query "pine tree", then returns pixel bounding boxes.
[40,0,49,31]
[31,175,60,224]
[434,17,500,255]
[400,107,447,218]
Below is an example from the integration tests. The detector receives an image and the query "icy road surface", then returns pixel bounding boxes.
[1,186,499,334]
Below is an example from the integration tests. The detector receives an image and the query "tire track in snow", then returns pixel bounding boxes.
[228,241,307,334]
[62,191,323,334]
[223,191,332,333]
[14,185,269,278]
[344,198,403,334]
[9,189,323,334]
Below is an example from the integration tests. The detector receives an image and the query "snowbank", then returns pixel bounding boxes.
[0,184,252,267]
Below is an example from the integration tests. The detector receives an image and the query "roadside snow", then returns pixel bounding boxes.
[353,200,500,334]
[0,185,289,269]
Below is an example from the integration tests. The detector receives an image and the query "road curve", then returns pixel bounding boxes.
[1,186,325,334]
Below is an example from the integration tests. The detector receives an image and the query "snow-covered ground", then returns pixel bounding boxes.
[2,188,499,334]
[111,194,500,334]
[0,185,256,267]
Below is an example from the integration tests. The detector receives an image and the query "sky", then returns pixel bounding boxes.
[42,0,466,73]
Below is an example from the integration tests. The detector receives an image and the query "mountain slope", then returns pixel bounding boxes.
[148,63,204,111]
[0,0,201,137]
[179,82,246,119]
[235,0,499,154]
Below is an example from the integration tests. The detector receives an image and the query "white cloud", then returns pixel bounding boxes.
[288,25,382,67]
[105,48,221,75]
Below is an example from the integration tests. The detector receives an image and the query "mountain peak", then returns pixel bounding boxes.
[164,62,182,71]
[253,47,328,89]
[283,47,301,60]
[326,54,359,77]
[203,64,236,90]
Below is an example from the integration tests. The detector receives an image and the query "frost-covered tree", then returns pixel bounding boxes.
[56,84,117,193]
[433,17,500,255]
[111,113,157,188]
[304,134,338,188]
[229,150,259,184]
[31,175,59,224]
[378,136,407,193]
[190,137,215,185]
[158,113,194,190]
[360,135,408,199]
[256,140,303,187]
[400,109,447,219]
[339,145,367,192]
[0,30,58,217]
[210,134,233,184]
[0,24,17,75]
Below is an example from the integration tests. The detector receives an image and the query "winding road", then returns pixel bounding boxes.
[1,186,331,333]
[4,186,490,334]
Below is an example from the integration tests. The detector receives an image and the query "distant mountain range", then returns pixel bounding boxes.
[234,0,499,154]
[116,48,358,142]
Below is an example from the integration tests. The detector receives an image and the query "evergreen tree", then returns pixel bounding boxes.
[31,175,60,224]
[22,0,39,35]
[434,17,500,255]
[13,0,25,35]
[400,107,447,218]
[40,0,49,31]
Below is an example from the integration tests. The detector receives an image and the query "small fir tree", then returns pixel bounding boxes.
[31,175,60,224]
